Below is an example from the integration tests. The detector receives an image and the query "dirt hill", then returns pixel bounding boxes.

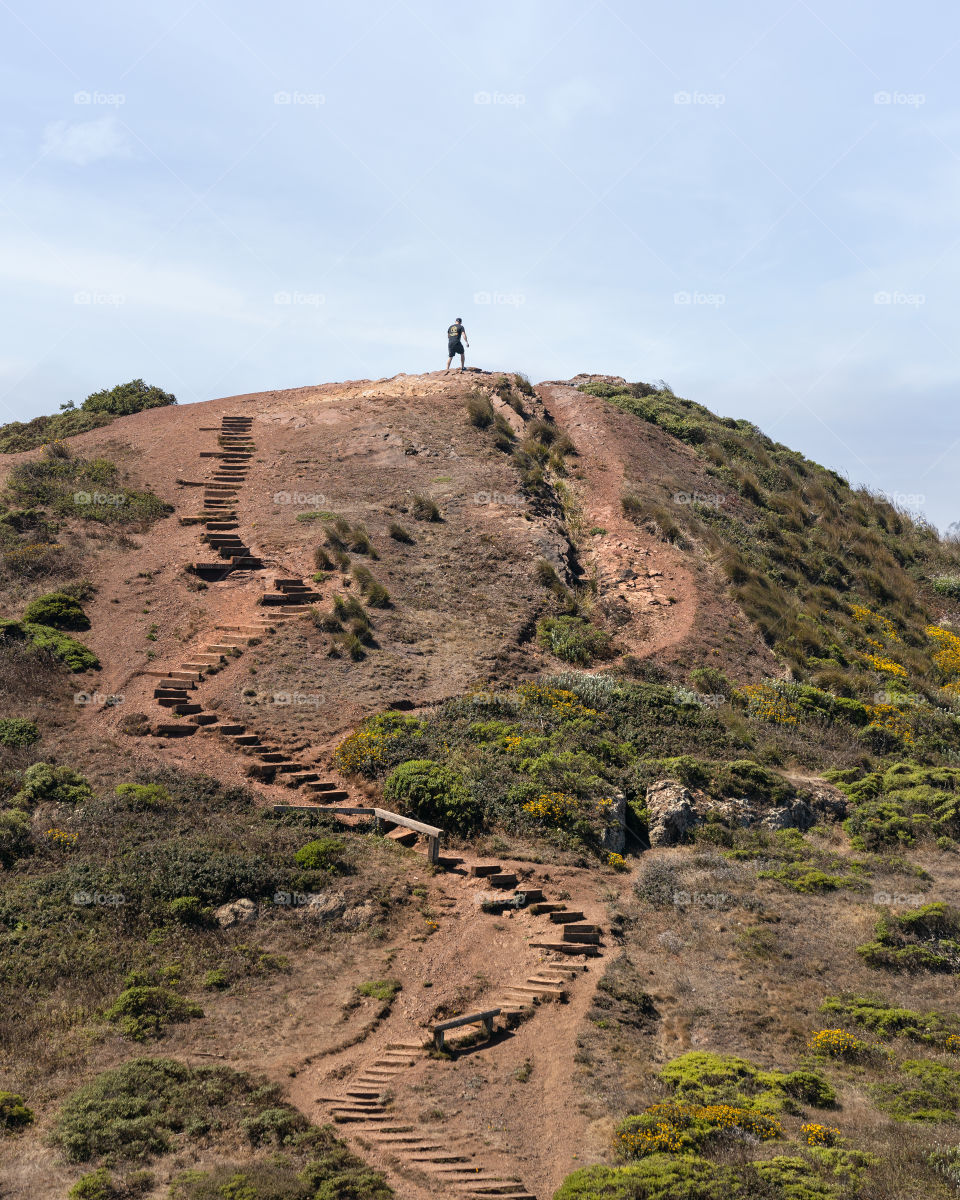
[3,369,960,1200]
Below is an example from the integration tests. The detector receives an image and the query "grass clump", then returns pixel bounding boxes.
[466,391,495,428]
[357,979,401,1004]
[555,1157,739,1200]
[411,493,441,522]
[388,521,413,544]
[103,985,203,1041]
[536,615,614,666]
[874,1057,960,1121]
[654,1050,836,1115]
[828,762,960,849]
[352,564,391,608]
[724,828,870,893]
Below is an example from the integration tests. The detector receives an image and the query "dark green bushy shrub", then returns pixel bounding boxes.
[13,761,93,809]
[294,837,346,872]
[103,986,203,1041]
[0,718,40,747]
[81,379,176,417]
[22,590,89,630]
[383,759,481,833]
[537,615,614,665]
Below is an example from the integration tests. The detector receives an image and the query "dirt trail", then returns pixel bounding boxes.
[539,382,698,661]
[284,842,621,1200]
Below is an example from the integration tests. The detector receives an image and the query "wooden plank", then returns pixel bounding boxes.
[373,808,443,839]
[432,1008,500,1033]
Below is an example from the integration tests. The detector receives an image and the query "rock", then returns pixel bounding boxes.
[761,798,816,832]
[342,901,376,929]
[299,891,348,921]
[214,898,257,927]
[646,780,697,846]
[601,791,627,853]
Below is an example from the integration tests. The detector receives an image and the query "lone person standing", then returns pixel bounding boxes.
[446,317,469,371]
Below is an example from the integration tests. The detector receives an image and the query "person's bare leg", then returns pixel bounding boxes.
[459,352,466,371]
[446,357,453,371]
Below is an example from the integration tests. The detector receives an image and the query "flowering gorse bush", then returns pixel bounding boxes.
[616,1102,782,1159]
[802,1122,842,1147]
[808,1028,882,1061]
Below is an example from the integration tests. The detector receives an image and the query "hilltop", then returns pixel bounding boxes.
[2,369,960,1200]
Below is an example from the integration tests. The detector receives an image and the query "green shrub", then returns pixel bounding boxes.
[536,615,614,665]
[294,837,346,872]
[554,1155,740,1200]
[53,1059,293,1165]
[820,994,960,1046]
[0,408,114,454]
[356,979,401,1004]
[201,969,229,991]
[0,808,32,866]
[13,761,93,809]
[81,379,176,417]
[22,622,99,671]
[241,1105,308,1146]
[114,783,170,810]
[655,1051,834,1114]
[167,896,208,925]
[22,590,89,630]
[68,1168,119,1200]
[874,1057,960,1121]
[858,903,960,973]
[0,717,40,747]
[0,1090,34,1133]
[103,986,203,1041]
[383,759,481,834]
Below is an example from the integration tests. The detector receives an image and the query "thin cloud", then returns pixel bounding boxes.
[41,117,133,166]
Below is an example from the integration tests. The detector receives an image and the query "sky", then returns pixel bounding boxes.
[1,1,959,528]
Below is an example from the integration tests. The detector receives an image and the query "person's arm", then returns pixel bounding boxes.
[462,326,469,347]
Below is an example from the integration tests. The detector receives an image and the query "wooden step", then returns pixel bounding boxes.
[469,863,504,877]
[217,724,246,735]
[486,873,518,890]
[189,713,218,725]
[154,724,198,738]
[529,902,564,915]
[563,929,601,945]
[548,911,585,924]
[529,940,599,957]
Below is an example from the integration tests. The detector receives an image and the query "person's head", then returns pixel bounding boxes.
[455,317,462,323]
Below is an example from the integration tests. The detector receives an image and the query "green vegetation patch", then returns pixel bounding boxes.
[820,994,960,1048]
[873,1057,960,1121]
[536,615,615,666]
[0,1090,34,1133]
[22,589,90,630]
[0,717,41,748]
[383,759,481,834]
[554,1155,740,1200]
[724,828,870,893]
[103,985,204,1041]
[654,1050,836,1115]
[858,902,960,972]
[827,761,960,849]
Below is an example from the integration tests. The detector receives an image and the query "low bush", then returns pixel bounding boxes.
[555,1156,740,1200]
[22,590,89,630]
[466,391,495,428]
[52,1059,323,1166]
[874,1057,960,1121]
[12,760,94,809]
[0,1090,34,1132]
[81,379,176,417]
[0,717,40,748]
[103,985,203,1041]
[858,902,960,973]
[0,809,32,866]
[536,615,614,665]
[820,994,960,1047]
[383,759,480,834]
[388,522,413,543]
[294,837,346,872]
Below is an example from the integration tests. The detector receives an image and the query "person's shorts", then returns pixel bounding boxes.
[448,340,464,356]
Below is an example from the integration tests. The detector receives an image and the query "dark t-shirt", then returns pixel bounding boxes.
[447,322,465,342]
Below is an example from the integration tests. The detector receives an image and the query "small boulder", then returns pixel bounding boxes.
[646,780,697,847]
[214,898,257,927]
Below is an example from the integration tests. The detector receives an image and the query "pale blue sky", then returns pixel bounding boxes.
[2,2,959,526]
